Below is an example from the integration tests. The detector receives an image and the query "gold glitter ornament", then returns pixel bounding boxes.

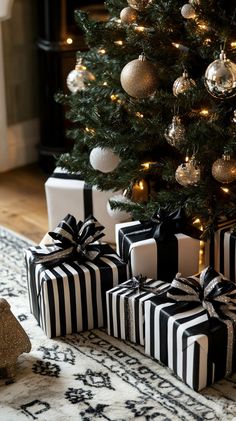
[212,154,236,184]
[164,115,186,148]
[181,3,196,19]
[120,53,158,98]
[175,156,201,186]
[173,70,196,96]
[0,298,31,383]
[204,50,236,100]
[66,58,95,93]
[120,6,138,24]
[127,0,151,11]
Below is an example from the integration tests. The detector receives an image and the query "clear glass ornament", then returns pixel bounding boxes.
[212,154,236,184]
[173,70,196,96]
[175,157,201,186]
[164,116,186,148]
[204,50,236,99]
[66,59,94,93]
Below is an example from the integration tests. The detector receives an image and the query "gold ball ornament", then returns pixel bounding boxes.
[120,7,138,24]
[120,53,158,98]
[66,59,95,93]
[181,3,196,19]
[204,50,236,99]
[127,0,151,11]
[175,158,201,186]
[212,154,236,184]
[173,70,196,96]
[164,115,186,148]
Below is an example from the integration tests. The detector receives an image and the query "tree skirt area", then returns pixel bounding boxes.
[0,226,236,421]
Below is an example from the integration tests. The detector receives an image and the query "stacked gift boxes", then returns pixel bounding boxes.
[205,219,236,283]
[25,215,128,338]
[45,167,129,244]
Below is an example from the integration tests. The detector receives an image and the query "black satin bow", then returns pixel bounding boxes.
[146,207,202,241]
[122,275,170,295]
[32,214,105,265]
[167,266,236,321]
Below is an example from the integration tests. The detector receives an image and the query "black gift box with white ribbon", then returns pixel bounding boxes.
[25,215,128,338]
[144,267,236,391]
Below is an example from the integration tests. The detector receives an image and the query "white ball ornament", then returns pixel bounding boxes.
[106,194,132,222]
[89,147,120,173]
[181,3,196,19]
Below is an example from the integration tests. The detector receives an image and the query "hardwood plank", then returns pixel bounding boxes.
[0,164,49,243]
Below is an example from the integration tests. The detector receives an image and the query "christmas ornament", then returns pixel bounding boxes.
[89,147,120,173]
[120,53,158,98]
[212,154,236,184]
[164,115,186,148]
[131,179,149,203]
[127,0,151,11]
[232,109,236,124]
[66,59,95,93]
[173,70,196,96]
[189,0,200,5]
[175,157,201,186]
[120,6,138,24]
[204,50,236,99]
[106,193,132,222]
[181,3,196,19]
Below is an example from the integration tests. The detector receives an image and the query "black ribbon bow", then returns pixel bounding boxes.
[167,266,236,321]
[32,214,105,264]
[122,275,170,295]
[148,207,202,242]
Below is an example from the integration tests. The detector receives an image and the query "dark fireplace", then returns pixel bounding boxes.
[37,0,106,172]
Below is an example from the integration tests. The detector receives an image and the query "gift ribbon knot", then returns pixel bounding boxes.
[32,214,105,264]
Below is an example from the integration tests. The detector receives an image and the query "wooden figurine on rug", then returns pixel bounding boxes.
[0,298,31,384]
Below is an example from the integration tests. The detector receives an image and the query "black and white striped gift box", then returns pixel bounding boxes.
[25,244,128,338]
[106,279,168,346]
[115,221,200,282]
[205,220,236,283]
[145,297,236,391]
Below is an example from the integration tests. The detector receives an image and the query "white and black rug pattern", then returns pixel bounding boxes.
[0,227,236,421]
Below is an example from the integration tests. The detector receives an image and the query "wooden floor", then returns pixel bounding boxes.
[0,164,49,243]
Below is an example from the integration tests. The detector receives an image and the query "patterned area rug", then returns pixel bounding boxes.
[0,227,236,421]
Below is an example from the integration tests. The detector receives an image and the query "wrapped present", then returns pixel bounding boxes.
[144,266,236,391]
[25,214,128,338]
[106,275,169,346]
[45,167,126,244]
[116,208,201,282]
[205,219,236,283]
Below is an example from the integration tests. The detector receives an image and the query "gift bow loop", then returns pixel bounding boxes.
[167,266,236,321]
[148,207,201,241]
[32,214,105,264]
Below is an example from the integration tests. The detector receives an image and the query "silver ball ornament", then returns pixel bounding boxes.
[173,70,196,96]
[121,53,158,98]
[89,147,120,173]
[164,116,186,148]
[120,7,138,24]
[66,61,94,93]
[175,158,201,186]
[212,154,236,184]
[181,3,196,19]
[204,51,236,99]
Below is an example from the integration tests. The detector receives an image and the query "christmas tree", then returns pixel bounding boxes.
[56,0,236,238]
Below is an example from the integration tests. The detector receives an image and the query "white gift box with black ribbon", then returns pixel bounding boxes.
[116,218,201,282]
[106,277,169,346]
[144,267,236,391]
[45,167,124,244]
[205,219,236,283]
[24,214,128,338]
